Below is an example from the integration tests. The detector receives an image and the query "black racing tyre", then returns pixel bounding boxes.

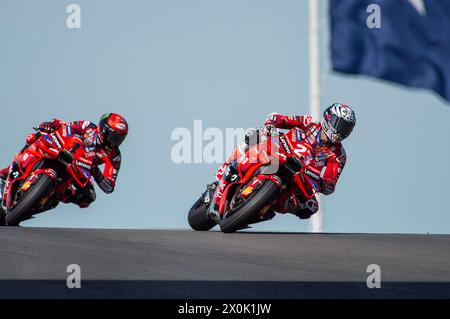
[0,208,5,226]
[5,174,54,226]
[188,196,216,231]
[219,179,280,233]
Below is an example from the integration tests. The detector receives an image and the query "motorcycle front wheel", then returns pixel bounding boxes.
[219,179,280,233]
[5,174,54,226]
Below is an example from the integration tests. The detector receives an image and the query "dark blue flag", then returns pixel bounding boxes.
[330,0,450,102]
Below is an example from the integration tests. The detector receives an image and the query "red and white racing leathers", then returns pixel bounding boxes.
[0,119,122,208]
[215,113,347,219]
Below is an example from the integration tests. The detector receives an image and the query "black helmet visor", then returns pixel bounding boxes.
[328,114,354,138]
[105,129,126,147]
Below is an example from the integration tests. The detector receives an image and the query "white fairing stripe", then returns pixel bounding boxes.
[320,166,326,178]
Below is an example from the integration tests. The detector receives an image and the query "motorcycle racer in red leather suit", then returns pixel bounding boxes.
[0,113,128,210]
[208,103,356,221]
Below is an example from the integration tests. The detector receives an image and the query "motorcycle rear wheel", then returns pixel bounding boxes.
[5,174,54,226]
[219,179,279,233]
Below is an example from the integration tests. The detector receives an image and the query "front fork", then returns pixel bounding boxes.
[206,182,221,224]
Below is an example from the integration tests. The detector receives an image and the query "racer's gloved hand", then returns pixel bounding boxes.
[37,119,62,133]
[263,124,277,136]
[37,122,55,132]
[264,112,279,127]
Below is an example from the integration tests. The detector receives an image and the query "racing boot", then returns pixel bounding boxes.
[293,198,319,220]
[276,193,319,220]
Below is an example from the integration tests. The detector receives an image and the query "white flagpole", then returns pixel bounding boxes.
[309,0,323,233]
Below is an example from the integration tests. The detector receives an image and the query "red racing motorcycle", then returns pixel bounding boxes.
[0,127,94,226]
[188,127,319,233]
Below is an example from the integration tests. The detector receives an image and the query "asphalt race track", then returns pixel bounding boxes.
[1,227,449,298]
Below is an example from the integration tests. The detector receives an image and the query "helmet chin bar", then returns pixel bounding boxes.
[322,120,343,144]
[330,133,343,144]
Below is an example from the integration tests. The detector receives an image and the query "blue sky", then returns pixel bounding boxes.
[1,0,449,233]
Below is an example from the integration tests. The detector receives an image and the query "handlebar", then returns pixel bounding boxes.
[263,124,279,137]
[33,126,48,132]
